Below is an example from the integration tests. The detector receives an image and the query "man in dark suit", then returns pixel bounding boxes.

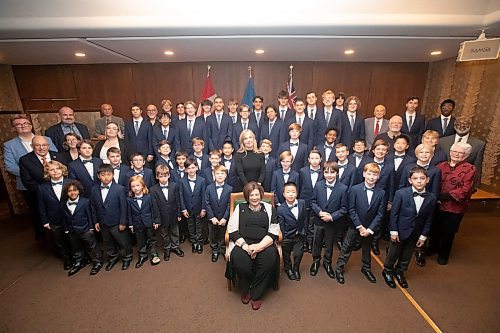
[44,106,90,151]
[339,96,366,150]
[248,96,266,140]
[206,97,233,151]
[400,97,425,149]
[437,116,485,187]
[260,107,285,158]
[382,167,436,289]
[315,90,342,147]
[284,98,315,151]
[153,112,179,157]
[233,104,258,150]
[19,135,66,240]
[124,103,155,164]
[68,140,103,198]
[425,99,456,137]
[305,91,319,121]
[277,90,295,121]
[175,101,206,154]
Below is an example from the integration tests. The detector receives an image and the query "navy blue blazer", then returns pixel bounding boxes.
[298,167,324,207]
[37,177,72,227]
[356,157,395,202]
[175,117,206,154]
[111,164,131,187]
[398,164,442,197]
[284,116,315,151]
[337,163,356,190]
[316,142,337,162]
[171,167,185,184]
[339,112,366,150]
[401,112,426,148]
[91,181,127,227]
[263,156,277,192]
[19,151,66,194]
[62,196,94,233]
[155,156,175,173]
[348,183,385,231]
[202,167,215,184]
[348,152,368,169]
[277,199,307,238]
[310,180,348,227]
[314,108,342,147]
[125,167,155,189]
[127,194,155,228]
[260,119,285,157]
[278,107,295,122]
[44,122,90,151]
[390,187,436,241]
[248,111,266,141]
[222,157,238,187]
[124,119,154,157]
[204,183,232,220]
[206,113,233,151]
[430,149,447,167]
[426,116,456,138]
[150,182,181,226]
[179,176,207,215]
[189,153,210,173]
[388,153,416,194]
[68,157,103,198]
[153,125,179,155]
[271,169,300,205]
[277,141,308,172]
[232,121,259,150]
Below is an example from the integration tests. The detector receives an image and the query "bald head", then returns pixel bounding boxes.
[59,106,75,125]
[101,104,113,117]
[32,135,49,156]
[373,105,386,119]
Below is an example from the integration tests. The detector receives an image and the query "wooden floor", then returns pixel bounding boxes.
[0,204,499,332]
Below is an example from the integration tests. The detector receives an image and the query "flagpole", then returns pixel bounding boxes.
[248,66,252,79]
[207,64,211,77]
[289,64,293,76]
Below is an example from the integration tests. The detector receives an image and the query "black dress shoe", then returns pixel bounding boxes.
[135,257,147,268]
[323,263,336,279]
[361,269,377,283]
[191,244,197,253]
[310,261,320,276]
[196,244,203,254]
[90,263,103,275]
[372,243,380,255]
[121,261,131,270]
[394,272,408,288]
[437,257,448,265]
[285,269,296,280]
[382,269,396,288]
[293,269,301,281]
[105,260,118,271]
[172,248,185,257]
[211,253,219,262]
[68,261,87,276]
[179,235,186,243]
[335,270,345,284]
[63,260,72,271]
[415,251,426,267]
[164,251,171,261]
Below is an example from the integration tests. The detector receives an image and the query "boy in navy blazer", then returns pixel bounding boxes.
[62,180,103,276]
[202,150,222,185]
[221,141,237,187]
[310,161,348,279]
[277,123,308,172]
[339,96,366,151]
[124,102,154,164]
[298,149,324,253]
[284,98,315,151]
[91,164,132,271]
[150,165,184,261]
[106,147,130,187]
[335,163,385,284]
[335,143,356,190]
[125,153,155,188]
[382,166,436,289]
[233,104,259,150]
[316,128,338,162]
[172,151,188,185]
[38,161,72,270]
[400,97,426,149]
[277,182,307,281]
[260,105,284,157]
[155,140,176,173]
[389,134,416,196]
[189,137,210,173]
[68,140,103,198]
[271,151,300,205]
[180,158,207,254]
[277,90,295,121]
[175,101,206,154]
[206,97,233,151]
[348,139,368,169]
[153,112,179,157]
[204,165,232,262]
[260,139,277,192]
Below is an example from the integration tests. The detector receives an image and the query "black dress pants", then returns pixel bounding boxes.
[384,234,419,274]
[336,227,373,272]
[160,222,180,252]
[134,226,158,259]
[70,230,103,264]
[282,235,304,271]
[101,224,132,263]
[50,224,72,262]
[208,222,226,254]
[429,209,464,261]
[312,223,341,265]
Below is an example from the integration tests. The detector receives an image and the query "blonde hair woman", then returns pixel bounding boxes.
[234,129,265,192]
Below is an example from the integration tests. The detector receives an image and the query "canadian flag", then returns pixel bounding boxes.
[197,66,217,116]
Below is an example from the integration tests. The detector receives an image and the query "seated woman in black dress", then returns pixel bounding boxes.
[234,129,265,192]
[227,182,279,310]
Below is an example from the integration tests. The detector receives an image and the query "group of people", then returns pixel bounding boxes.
[2,90,484,311]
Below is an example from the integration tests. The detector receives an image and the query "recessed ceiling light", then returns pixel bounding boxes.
[430,50,442,56]
[255,49,265,54]
[344,49,355,55]
[164,50,174,56]
[75,52,86,57]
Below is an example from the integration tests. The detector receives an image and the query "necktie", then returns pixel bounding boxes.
[413,192,428,198]
[163,128,168,139]
[82,159,92,164]
[281,110,286,119]
[265,156,269,164]
[458,137,462,142]
[134,121,139,135]
[374,120,380,136]
[408,115,413,131]
[326,112,331,124]
[40,156,47,166]
[443,118,448,134]
[290,142,299,147]
[217,114,221,129]
[232,116,236,123]
[52,181,63,186]
[188,120,193,136]
[310,109,315,120]
[101,185,110,190]
[350,115,355,130]
[394,155,405,159]
[377,163,384,169]
[256,113,261,127]
[269,122,274,132]
[242,122,247,131]
[419,164,429,170]
[298,117,303,125]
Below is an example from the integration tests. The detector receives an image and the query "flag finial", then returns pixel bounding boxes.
[248,66,252,78]
[207,65,211,77]
[289,64,293,75]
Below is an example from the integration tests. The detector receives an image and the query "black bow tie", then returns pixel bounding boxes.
[188,179,196,183]
[325,184,334,189]
[134,171,144,176]
[67,201,78,206]
[101,185,110,190]
[113,166,120,170]
[354,153,364,158]
[364,186,374,192]
[133,197,143,201]
[283,172,290,176]
[324,144,333,149]
[394,155,405,159]
[413,192,428,198]
[52,181,63,186]
[310,169,320,174]
[338,164,348,169]
[377,163,384,168]
[288,203,298,209]
[223,158,232,164]
[176,169,183,174]
[419,164,429,170]
[160,185,169,190]
[82,159,92,164]
[216,185,224,189]
[290,142,299,147]
[195,156,202,161]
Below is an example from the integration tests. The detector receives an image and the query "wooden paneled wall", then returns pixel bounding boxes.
[12,61,428,121]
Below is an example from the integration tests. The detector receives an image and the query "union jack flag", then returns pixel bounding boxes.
[286,72,297,109]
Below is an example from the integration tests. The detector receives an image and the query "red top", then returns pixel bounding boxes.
[437,160,476,214]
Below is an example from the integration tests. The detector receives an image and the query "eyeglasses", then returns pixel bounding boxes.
[33,144,49,148]
[450,150,466,155]
[13,123,32,128]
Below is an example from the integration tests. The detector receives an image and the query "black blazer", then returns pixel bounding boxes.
[152,125,179,156]
[150,182,182,226]
[94,138,134,165]
[45,122,90,151]
[124,119,154,157]
[19,151,65,193]
[90,182,127,227]
[277,199,307,238]
[204,183,233,220]
[401,112,425,148]
[277,141,309,172]
[348,183,385,231]
[339,112,366,150]
[127,194,155,228]
[37,177,72,227]
[426,116,456,137]
[314,108,342,147]
[68,157,103,198]
[62,197,94,233]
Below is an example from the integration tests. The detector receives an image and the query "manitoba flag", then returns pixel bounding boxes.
[197,71,217,116]
[286,72,297,109]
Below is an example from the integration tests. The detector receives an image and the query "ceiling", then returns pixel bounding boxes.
[0,0,499,65]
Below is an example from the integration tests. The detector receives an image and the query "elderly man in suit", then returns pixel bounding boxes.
[425,99,456,138]
[438,116,484,187]
[94,103,125,140]
[365,104,389,149]
[45,106,90,151]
